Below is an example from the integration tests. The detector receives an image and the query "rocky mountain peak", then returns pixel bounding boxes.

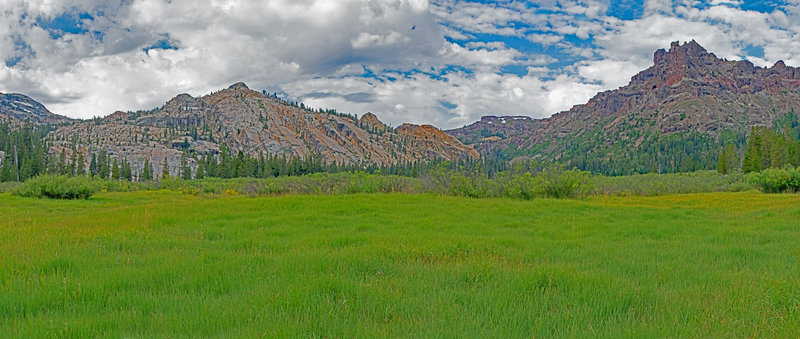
[228,82,249,90]
[449,40,800,175]
[665,40,718,72]
[359,112,389,131]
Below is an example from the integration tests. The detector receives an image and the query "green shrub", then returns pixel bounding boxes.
[495,172,544,200]
[541,168,593,199]
[750,167,800,193]
[12,175,99,199]
[448,171,493,198]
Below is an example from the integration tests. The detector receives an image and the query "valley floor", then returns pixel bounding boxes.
[1,192,798,337]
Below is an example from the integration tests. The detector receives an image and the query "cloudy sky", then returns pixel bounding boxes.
[1,0,799,129]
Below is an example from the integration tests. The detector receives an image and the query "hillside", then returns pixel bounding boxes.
[40,82,477,177]
[0,93,73,126]
[449,41,800,175]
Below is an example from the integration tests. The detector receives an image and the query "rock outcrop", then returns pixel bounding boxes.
[447,116,537,146]
[45,83,478,176]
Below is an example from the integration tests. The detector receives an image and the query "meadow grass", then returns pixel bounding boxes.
[1,191,799,337]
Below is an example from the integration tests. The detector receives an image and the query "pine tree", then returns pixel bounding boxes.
[141,159,152,181]
[90,153,98,177]
[161,157,170,179]
[195,156,205,180]
[717,147,728,174]
[98,150,110,179]
[180,152,191,180]
[206,155,218,177]
[111,158,120,180]
[122,159,132,181]
[75,151,85,176]
[742,126,763,173]
[219,143,233,178]
[724,143,738,173]
[57,149,67,174]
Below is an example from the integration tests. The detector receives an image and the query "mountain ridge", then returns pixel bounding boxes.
[0,92,73,126]
[36,83,477,177]
[448,40,800,174]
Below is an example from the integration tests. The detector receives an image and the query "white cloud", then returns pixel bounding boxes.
[0,0,448,118]
[351,31,410,49]
[286,67,603,129]
[0,0,799,131]
[578,59,647,88]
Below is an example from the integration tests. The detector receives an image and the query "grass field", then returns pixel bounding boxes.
[1,191,799,337]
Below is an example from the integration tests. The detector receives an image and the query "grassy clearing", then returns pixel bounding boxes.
[1,191,799,337]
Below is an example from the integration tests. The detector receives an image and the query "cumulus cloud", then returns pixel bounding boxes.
[0,0,799,130]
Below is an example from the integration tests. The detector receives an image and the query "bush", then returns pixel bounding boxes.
[448,171,493,198]
[419,166,592,200]
[750,167,800,193]
[495,172,545,200]
[12,175,99,199]
[541,168,593,199]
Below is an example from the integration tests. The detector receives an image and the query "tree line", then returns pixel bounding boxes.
[717,112,800,174]
[1,122,507,182]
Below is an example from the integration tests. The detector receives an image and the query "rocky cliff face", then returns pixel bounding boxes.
[45,82,478,176]
[0,93,72,126]
[447,116,537,147]
[449,41,800,174]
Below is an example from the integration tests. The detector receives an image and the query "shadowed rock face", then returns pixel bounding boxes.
[45,84,478,176]
[0,93,72,126]
[449,40,800,167]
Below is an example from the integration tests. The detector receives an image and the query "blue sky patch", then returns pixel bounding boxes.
[143,38,179,54]
[36,12,93,39]
[439,100,458,110]
[744,44,765,58]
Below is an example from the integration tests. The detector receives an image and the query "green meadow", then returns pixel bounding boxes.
[1,191,799,337]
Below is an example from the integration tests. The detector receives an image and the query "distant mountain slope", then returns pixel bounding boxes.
[0,93,72,126]
[448,116,537,145]
[46,82,478,176]
[449,41,800,175]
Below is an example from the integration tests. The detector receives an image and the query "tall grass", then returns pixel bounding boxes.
[592,170,754,196]
[1,192,798,336]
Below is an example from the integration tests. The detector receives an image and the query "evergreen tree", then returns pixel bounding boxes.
[75,151,86,176]
[717,147,728,174]
[717,143,739,174]
[195,156,205,180]
[68,147,77,176]
[161,157,170,179]
[742,126,763,173]
[180,152,192,180]
[90,153,98,177]
[111,158,120,180]
[98,150,110,179]
[121,159,132,181]
[56,149,67,174]
[219,143,233,178]
[141,159,152,181]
